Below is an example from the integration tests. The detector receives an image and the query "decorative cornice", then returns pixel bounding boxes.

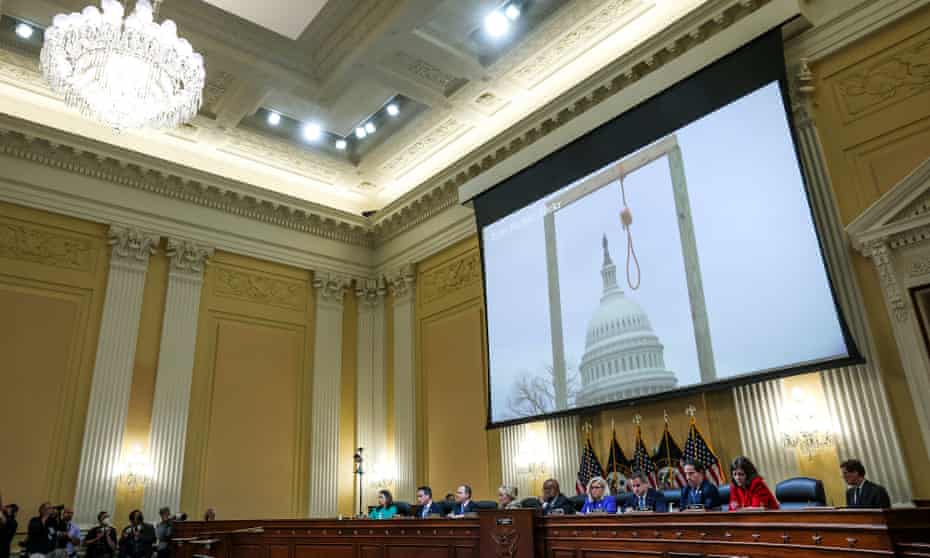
[108,225,159,264]
[313,272,351,303]
[166,238,214,277]
[371,182,461,244]
[0,120,373,248]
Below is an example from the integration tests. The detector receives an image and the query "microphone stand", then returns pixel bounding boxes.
[353,448,364,517]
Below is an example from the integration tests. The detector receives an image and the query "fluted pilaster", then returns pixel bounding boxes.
[500,423,532,499]
[733,379,799,484]
[73,225,158,527]
[545,415,580,493]
[356,277,387,503]
[308,273,347,517]
[143,239,212,519]
[391,265,417,500]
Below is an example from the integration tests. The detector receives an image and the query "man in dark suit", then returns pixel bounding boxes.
[622,472,668,512]
[449,485,477,517]
[540,479,574,515]
[842,459,891,508]
[415,486,443,519]
[680,460,720,511]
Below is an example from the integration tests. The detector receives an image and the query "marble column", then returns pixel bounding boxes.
[782,63,911,504]
[308,273,347,517]
[143,239,212,519]
[356,277,387,503]
[391,265,417,501]
[545,415,580,493]
[73,225,158,527]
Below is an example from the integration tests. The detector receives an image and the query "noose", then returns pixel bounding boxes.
[619,174,641,290]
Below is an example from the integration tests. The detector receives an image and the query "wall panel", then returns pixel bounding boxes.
[0,201,108,516]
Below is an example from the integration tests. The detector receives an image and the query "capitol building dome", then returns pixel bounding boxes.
[576,236,677,407]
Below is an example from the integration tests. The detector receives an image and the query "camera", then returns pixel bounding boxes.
[171,513,187,521]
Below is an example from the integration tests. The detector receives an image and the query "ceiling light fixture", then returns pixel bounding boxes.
[355,127,367,139]
[15,22,34,39]
[505,4,521,20]
[267,111,281,126]
[365,122,376,134]
[41,0,205,131]
[386,103,399,116]
[484,10,510,37]
[335,139,347,150]
[302,122,322,141]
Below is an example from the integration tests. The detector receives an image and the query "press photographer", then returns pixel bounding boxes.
[84,512,117,558]
[118,511,154,558]
[0,496,18,558]
[26,502,55,558]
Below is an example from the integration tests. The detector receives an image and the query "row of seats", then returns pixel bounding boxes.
[383,477,827,516]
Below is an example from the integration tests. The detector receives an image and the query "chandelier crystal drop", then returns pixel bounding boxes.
[40,0,205,131]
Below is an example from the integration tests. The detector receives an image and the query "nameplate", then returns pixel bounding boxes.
[496,517,513,526]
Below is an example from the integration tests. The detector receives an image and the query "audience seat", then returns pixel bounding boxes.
[394,501,413,516]
[569,494,586,512]
[775,477,827,509]
[520,497,541,509]
[662,488,680,506]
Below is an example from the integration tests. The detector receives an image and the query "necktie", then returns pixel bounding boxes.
[855,487,861,505]
[640,496,645,509]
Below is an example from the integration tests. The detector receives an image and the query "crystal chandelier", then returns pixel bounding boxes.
[40,0,205,131]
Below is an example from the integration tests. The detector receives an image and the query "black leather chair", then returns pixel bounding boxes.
[475,500,498,511]
[717,483,731,509]
[394,501,413,516]
[520,497,541,509]
[662,488,681,507]
[569,494,586,513]
[440,501,455,516]
[775,477,827,509]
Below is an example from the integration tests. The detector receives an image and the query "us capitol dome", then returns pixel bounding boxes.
[576,236,677,406]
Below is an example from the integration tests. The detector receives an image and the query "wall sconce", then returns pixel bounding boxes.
[368,462,395,489]
[115,444,154,492]
[779,387,836,460]
[515,430,550,479]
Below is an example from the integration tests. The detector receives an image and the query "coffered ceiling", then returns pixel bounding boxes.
[0,0,712,216]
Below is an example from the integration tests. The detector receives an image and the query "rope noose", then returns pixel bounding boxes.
[619,175,641,290]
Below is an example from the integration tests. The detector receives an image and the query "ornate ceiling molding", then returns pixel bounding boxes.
[0,116,373,247]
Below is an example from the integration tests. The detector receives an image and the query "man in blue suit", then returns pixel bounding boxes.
[449,485,477,517]
[621,472,668,512]
[680,460,720,511]
[416,486,443,518]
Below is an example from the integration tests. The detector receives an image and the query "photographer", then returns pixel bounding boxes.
[84,512,117,558]
[1,494,18,558]
[155,509,172,558]
[118,511,154,558]
[26,502,55,558]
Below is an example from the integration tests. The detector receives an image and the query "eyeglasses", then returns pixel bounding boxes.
[591,485,604,490]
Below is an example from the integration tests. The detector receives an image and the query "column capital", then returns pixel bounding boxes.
[166,238,213,277]
[388,263,416,301]
[108,225,159,266]
[312,272,351,304]
[356,276,388,306]
[789,58,817,129]
[866,237,908,323]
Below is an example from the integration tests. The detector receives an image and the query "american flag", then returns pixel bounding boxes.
[630,426,658,488]
[576,438,605,495]
[652,424,687,488]
[683,419,725,485]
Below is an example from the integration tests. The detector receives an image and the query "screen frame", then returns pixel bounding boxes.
[476,26,863,430]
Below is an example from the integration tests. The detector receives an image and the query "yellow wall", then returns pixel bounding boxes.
[415,237,502,500]
[181,251,315,519]
[0,201,109,518]
[812,3,930,498]
[338,290,358,516]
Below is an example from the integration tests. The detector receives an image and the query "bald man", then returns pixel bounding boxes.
[540,479,574,515]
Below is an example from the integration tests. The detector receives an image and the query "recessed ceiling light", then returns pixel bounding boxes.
[355,127,367,139]
[386,103,399,116]
[267,111,281,126]
[15,23,34,39]
[505,5,521,20]
[484,10,509,37]
[335,139,347,150]
[302,122,322,141]
[365,122,376,134]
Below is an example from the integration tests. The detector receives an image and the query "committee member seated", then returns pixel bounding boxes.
[415,486,443,519]
[448,485,477,517]
[497,485,521,510]
[580,477,617,514]
[841,459,891,508]
[680,460,721,511]
[370,490,398,519]
[728,456,779,511]
[539,479,574,515]
[621,471,668,512]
